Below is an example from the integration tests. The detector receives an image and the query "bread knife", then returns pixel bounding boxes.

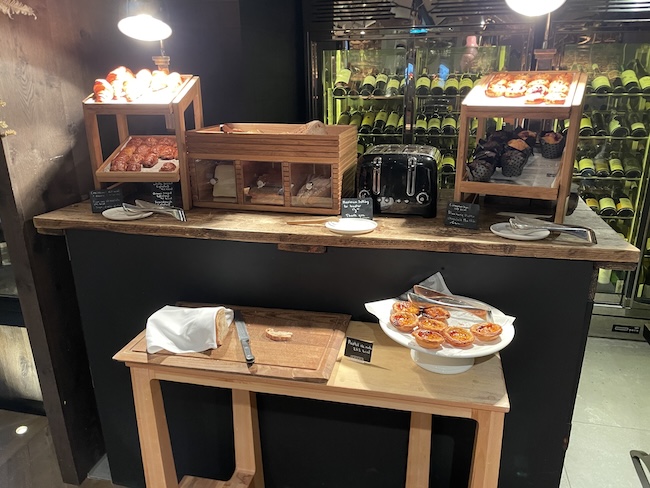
[234,310,255,365]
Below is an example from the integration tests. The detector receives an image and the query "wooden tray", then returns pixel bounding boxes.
[95,135,180,183]
[82,74,193,107]
[117,304,351,383]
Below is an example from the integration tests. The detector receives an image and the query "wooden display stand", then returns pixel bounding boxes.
[454,72,588,223]
[114,319,510,488]
[83,76,204,210]
[186,123,358,215]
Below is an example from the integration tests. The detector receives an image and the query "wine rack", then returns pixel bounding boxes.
[322,42,516,190]
[559,41,650,310]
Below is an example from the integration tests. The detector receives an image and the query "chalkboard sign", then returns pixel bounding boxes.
[344,337,373,363]
[139,182,181,207]
[89,189,124,213]
[341,198,373,219]
[445,201,480,229]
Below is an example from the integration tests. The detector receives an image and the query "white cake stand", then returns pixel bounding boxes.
[369,298,516,375]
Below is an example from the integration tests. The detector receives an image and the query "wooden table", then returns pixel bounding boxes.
[114,321,510,488]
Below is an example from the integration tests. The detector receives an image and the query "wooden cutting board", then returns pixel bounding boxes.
[128,304,351,383]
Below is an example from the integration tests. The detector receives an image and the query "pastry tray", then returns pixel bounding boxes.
[96,135,180,183]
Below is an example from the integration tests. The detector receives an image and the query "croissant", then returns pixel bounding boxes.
[150,70,168,91]
[107,66,134,100]
[135,69,153,88]
[123,77,146,102]
[93,79,113,102]
[166,71,182,90]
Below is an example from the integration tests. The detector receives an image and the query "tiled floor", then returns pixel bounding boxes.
[1,337,648,488]
[560,337,650,488]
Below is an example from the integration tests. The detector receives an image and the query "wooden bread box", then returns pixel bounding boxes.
[186,123,358,215]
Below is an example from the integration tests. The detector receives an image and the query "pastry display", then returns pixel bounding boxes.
[107,136,179,173]
[92,66,184,103]
[385,298,507,350]
[470,322,503,342]
[485,72,572,105]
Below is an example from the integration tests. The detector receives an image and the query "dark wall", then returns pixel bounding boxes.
[239,0,306,123]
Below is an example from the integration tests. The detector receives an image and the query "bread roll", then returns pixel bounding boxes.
[215,308,231,346]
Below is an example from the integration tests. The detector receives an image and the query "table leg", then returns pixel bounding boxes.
[230,390,263,488]
[131,367,179,488]
[405,412,432,488]
[469,410,505,488]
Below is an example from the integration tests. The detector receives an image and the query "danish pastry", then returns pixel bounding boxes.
[390,312,418,332]
[470,322,502,342]
[422,306,451,320]
[442,327,475,347]
[417,316,447,332]
[392,301,420,315]
[412,329,445,349]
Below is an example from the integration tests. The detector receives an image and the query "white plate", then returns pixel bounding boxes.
[325,218,377,235]
[102,207,154,221]
[490,222,550,241]
[365,297,516,374]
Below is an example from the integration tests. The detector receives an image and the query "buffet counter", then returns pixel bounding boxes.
[34,199,638,488]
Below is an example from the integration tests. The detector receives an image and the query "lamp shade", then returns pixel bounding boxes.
[118,0,172,41]
[505,0,566,17]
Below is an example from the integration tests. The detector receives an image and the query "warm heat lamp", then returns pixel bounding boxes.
[118,0,172,41]
[118,0,172,71]
[505,0,566,16]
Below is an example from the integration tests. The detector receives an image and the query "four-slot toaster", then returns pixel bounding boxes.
[356,144,441,217]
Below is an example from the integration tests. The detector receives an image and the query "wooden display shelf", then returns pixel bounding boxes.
[454,71,588,223]
[83,75,204,210]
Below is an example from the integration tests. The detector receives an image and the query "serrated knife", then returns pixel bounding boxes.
[234,310,255,365]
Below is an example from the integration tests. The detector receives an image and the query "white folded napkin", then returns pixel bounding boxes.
[145,305,234,354]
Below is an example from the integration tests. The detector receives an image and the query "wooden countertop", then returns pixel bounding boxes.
[114,321,510,414]
[33,198,639,268]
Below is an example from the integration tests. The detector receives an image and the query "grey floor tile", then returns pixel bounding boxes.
[559,467,571,488]
[572,338,650,430]
[564,422,650,488]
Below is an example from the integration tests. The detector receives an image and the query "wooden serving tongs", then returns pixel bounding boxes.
[286,217,336,225]
[408,285,494,322]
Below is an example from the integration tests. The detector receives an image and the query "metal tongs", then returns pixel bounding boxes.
[509,216,597,244]
[123,200,187,222]
[408,285,494,322]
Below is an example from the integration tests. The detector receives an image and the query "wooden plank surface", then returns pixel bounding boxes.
[121,305,350,382]
[116,321,509,415]
[34,195,639,267]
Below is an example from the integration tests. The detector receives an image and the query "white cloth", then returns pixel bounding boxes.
[145,305,234,354]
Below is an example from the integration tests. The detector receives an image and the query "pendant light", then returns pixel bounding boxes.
[504,0,566,17]
[118,0,172,42]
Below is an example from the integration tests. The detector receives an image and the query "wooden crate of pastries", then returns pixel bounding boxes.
[186,122,358,215]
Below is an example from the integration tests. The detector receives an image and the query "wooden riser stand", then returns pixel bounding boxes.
[454,72,588,223]
[83,76,204,211]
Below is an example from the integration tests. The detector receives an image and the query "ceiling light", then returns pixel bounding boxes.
[505,0,566,17]
[118,0,172,42]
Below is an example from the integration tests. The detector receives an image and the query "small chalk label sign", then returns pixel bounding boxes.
[341,198,373,219]
[344,337,373,363]
[90,188,124,213]
[445,201,480,230]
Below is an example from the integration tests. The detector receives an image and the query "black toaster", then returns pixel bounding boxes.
[356,144,440,217]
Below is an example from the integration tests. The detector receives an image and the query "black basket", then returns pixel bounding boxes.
[539,133,566,159]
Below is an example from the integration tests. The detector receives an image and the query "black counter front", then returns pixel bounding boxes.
[64,229,593,488]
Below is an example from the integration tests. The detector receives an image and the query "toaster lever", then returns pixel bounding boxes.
[406,157,417,197]
[372,157,382,195]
